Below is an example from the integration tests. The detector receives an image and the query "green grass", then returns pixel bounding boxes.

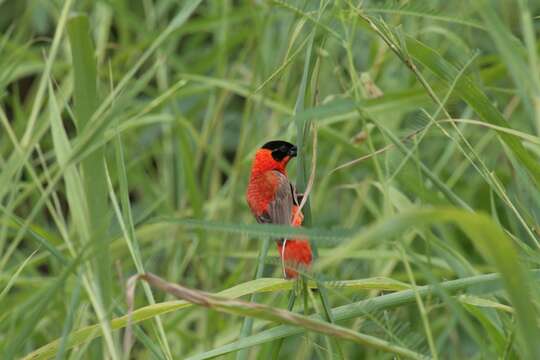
[1,0,540,359]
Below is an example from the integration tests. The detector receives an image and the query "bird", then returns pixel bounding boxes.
[246,140,312,278]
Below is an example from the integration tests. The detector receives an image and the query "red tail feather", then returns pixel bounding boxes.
[277,205,312,278]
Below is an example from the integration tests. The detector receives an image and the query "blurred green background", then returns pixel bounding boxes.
[1,0,540,359]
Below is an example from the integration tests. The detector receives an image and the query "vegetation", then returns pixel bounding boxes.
[1,0,540,359]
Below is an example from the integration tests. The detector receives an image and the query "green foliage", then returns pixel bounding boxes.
[1,0,539,359]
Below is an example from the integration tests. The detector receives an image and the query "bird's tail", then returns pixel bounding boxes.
[277,205,312,278]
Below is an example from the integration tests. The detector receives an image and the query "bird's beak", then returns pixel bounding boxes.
[289,146,298,157]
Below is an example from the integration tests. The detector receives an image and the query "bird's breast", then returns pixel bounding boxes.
[246,173,280,216]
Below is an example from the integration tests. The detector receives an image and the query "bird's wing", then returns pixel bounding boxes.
[256,171,294,226]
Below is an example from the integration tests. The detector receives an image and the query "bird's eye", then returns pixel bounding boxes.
[271,146,289,161]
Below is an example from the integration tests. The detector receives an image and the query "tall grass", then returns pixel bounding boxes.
[1,0,539,359]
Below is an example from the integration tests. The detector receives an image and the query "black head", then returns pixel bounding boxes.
[262,140,297,161]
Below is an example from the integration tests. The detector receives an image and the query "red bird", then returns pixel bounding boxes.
[246,140,312,278]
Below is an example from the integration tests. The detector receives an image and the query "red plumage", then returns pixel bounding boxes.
[277,204,312,278]
[276,239,312,278]
[246,149,285,217]
[246,141,312,278]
